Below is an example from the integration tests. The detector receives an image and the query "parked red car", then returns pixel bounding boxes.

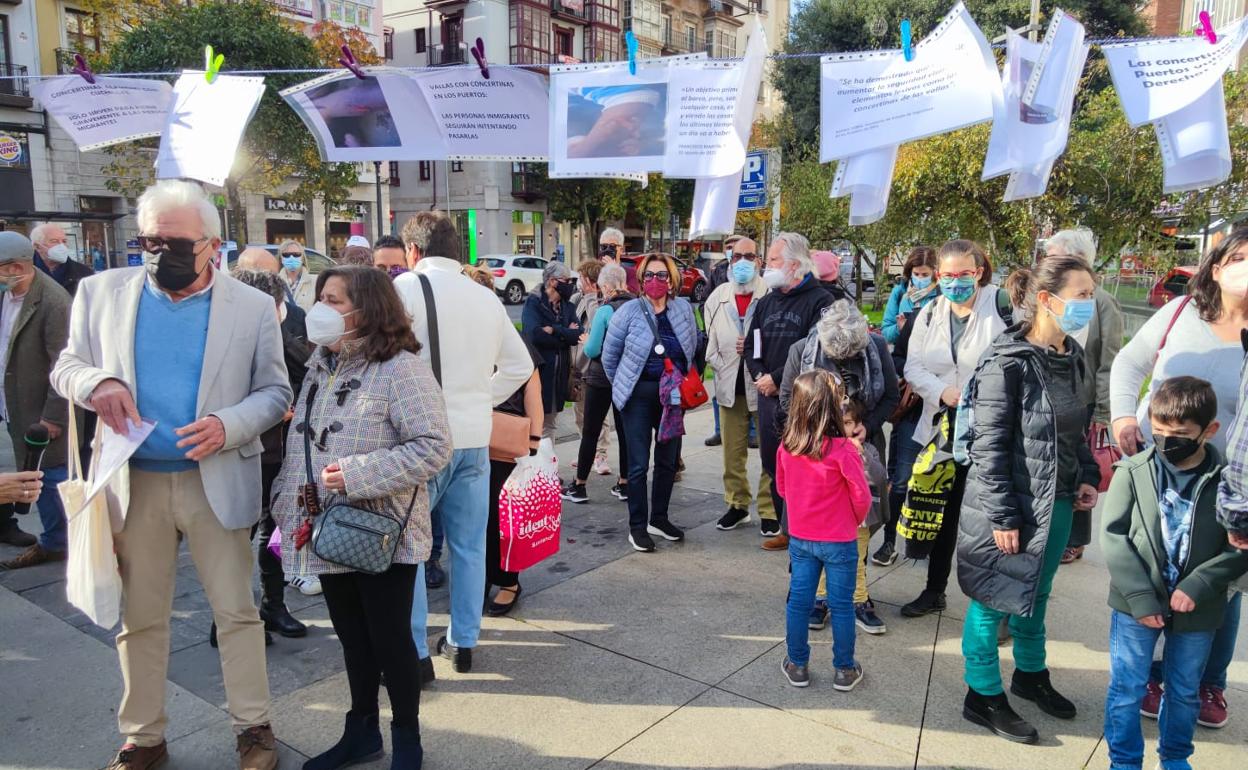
[1148,265,1197,308]
[619,254,710,303]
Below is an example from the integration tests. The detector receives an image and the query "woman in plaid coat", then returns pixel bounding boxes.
[271,266,451,770]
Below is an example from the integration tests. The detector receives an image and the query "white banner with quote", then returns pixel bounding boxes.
[35,76,173,151]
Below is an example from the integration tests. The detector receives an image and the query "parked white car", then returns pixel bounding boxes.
[484,254,549,304]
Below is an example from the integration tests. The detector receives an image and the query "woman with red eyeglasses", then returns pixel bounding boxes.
[896,239,1013,619]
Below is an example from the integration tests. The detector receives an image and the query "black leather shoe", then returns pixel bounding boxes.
[425,560,447,589]
[900,590,947,618]
[1011,668,1077,719]
[436,635,472,673]
[209,623,273,648]
[963,689,1039,744]
[260,600,307,638]
[486,585,522,617]
[419,656,436,689]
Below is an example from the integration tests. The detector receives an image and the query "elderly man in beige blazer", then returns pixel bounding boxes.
[51,180,292,770]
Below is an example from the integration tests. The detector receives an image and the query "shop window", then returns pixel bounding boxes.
[419,160,431,181]
[65,9,100,53]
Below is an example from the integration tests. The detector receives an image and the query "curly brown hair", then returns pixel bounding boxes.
[314,265,420,362]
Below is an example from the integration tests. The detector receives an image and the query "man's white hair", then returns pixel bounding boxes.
[599,263,627,292]
[1046,228,1097,266]
[29,223,65,248]
[599,227,624,245]
[817,300,870,360]
[136,180,220,239]
[774,232,814,280]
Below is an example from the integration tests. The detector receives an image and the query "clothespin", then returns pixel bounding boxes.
[204,45,224,84]
[470,38,489,79]
[70,53,95,85]
[626,30,639,75]
[1195,11,1217,44]
[901,19,913,61]
[339,44,366,79]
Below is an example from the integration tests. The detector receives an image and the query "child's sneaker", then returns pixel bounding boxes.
[1140,680,1162,719]
[781,657,809,688]
[833,663,863,692]
[1198,685,1228,728]
[855,600,887,634]
[808,599,829,630]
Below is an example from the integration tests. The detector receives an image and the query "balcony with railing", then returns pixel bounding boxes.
[0,63,32,107]
[511,164,546,201]
[552,0,588,23]
[429,43,467,66]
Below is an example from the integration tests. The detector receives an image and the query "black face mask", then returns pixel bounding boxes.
[555,280,576,301]
[1156,434,1203,465]
[147,241,207,291]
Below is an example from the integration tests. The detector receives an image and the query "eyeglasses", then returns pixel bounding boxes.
[138,235,209,254]
[281,252,302,259]
[641,270,670,281]
[732,253,758,262]
[939,270,978,280]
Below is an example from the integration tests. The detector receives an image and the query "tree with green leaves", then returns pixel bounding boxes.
[545,173,632,262]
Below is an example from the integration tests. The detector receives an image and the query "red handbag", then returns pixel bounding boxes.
[1088,423,1122,493]
[679,366,710,409]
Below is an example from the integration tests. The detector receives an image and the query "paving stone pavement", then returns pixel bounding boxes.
[2,409,1246,769]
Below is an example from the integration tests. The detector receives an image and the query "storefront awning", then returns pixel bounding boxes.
[0,210,128,223]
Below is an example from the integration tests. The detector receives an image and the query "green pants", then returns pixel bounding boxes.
[962,497,1074,696]
[721,396,776,520]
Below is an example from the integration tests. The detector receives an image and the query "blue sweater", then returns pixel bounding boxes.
[132,282,210,471]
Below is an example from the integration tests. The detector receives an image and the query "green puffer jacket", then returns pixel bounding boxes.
[1100,445,1248,633]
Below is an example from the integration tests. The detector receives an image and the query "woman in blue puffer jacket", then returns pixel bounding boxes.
[603,253,698,554]
[882,246,940,344]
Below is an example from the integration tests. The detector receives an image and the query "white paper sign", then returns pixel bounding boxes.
[830,145,899,226]
[156,72,264,186]
[85,419,157,508]
[819,2,1001,162]
[34,76,173,151]
[1153,80,1232,194]
[415,67,549,160]
[663,63,747,178]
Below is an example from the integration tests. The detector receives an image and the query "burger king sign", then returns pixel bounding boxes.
[0,133,23,165]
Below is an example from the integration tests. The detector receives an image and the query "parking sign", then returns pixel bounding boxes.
[738,151,767,211]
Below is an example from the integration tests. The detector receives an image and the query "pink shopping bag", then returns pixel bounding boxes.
[498,439,562,573]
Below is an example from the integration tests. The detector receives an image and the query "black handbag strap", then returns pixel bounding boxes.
[418,273,441,385]
[303,380,320,487]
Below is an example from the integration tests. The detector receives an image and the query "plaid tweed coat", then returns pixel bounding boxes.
[272,340,452,576]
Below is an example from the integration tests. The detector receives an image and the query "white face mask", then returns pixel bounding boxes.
[306,302,358,347]
[762,267,790,290]
[45,243,71,264]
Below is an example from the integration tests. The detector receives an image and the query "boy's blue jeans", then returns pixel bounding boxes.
[786,537,857,669]
[1104,610,1215,770]
[1148,590,1240,689]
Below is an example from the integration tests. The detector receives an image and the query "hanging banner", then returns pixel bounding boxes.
[1153,81,1231,194]
[34,76,173,151]
[415,67,549,160]
[819,2,1001,163]
[830,144,899,226]
[662,62,749,178]
[156,72,264,187]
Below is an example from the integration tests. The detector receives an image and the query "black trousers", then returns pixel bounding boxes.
[925,463,969,595]
[320,564,421,729]
[757,393,785,526]
[256,462,285,602]
[619,380,681,532]
[575,384,629,484]
[486,459,520,591]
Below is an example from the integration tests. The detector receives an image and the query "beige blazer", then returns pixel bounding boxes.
[704,277,769,411]
[50,267,293,531]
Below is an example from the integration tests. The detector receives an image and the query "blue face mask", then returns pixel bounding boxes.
[910,275,933,290]
[731,259,756,285]
[939,276,977,304]
[1049,295,1096,333]
[282,256,302,272]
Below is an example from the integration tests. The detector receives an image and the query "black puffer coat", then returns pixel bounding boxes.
[957,327,1101,617]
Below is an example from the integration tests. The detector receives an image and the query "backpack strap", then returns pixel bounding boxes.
[418,273,441,385]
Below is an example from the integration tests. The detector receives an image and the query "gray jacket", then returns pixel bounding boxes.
[2,271,73,468]
[1079,287,1124,425]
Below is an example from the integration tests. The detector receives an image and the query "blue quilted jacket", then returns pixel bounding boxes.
[602,297,698,410]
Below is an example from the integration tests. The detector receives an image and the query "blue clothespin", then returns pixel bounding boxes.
[901,20,913,62]
[625,30,639,75]
[204,45,224,84]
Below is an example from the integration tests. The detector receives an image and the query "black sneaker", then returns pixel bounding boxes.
[715,507,750,531]
[871,541,898,566]
[610,483,629,501]
[647,519,685,542]
[855,600,887,635]
[900,590,946,618]
[628,529,656,552]
[760,518,781,537]
[1010,668,1077,720]
[436,635,472,673]
[561,482,589,504]
[425,559,447,589]
[963,689,1039,744]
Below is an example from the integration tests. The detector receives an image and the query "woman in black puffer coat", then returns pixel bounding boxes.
[956,257,1101,745]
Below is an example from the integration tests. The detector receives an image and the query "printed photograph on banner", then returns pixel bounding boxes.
[304,77,399,148]
[567,84,667,160]
[34,76,173,151]
[414,67,550,160]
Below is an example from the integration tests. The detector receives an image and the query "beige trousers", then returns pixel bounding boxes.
[114,468,270,746]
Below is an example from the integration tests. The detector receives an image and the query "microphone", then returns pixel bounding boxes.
[13,423,49,515]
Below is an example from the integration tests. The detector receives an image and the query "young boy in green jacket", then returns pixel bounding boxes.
[1101,376,1248,770]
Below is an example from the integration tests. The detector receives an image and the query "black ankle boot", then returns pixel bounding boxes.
[303,711,384,770]
[962,689,1038,744]
[1010,668,1076,719]
[390,723,423,769]
[418,656,436,690]
[260,598,308,638]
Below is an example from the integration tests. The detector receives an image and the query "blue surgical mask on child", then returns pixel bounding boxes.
[910,275,932,290]
[939,276,977,304]
[731,260,756,284]
[1047,295,1096,333]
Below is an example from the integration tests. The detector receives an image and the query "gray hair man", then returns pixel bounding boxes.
[30,222,94,297]
[392,211,534,675]
[0,231,72,563]
[51,179,292,770]
[598,226,624,264]
[746,231,835,549]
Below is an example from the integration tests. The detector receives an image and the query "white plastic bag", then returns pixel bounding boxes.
[59,402,122,628]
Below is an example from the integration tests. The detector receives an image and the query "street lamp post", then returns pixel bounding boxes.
[374,160,384,237]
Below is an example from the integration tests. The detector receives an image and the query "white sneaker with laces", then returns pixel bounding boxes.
[593,454,612,476]
[290,574,322,596]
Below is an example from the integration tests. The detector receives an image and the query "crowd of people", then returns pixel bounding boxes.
[0,176,1246,770]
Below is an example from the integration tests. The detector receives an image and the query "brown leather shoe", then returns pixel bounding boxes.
[0,543,67,570]
[762,534,789,551]
[102,742,168,769]
[237,724,278,770]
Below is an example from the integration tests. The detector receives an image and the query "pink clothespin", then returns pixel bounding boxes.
[470,38,489,79]
[1196,11,1217,44]
[339,44,367,79]
[71,53,96,85]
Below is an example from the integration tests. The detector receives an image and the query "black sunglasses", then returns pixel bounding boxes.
[138,235,209,254]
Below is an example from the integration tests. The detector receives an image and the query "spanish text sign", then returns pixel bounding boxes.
[35,76,173,151]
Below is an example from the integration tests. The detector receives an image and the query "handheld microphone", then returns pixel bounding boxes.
[13,423,49,515]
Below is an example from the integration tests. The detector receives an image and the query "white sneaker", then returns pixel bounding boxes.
[593,454,612,476]
[290,574,322,596]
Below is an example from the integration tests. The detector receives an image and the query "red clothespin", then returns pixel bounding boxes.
[71,53,96,85]
[339,44,367,79]
[470,37,489,79]
[1196,11,1217,44]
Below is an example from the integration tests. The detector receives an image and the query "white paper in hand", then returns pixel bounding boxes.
[85,419,157,508]
[34,76,173,151]
[157,73,265,186]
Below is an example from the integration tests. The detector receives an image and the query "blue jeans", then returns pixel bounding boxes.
[1148,590,1241,689]
[36,464,68,552]
[410,447,489,655]
[786,537,857,669]
[1105,610,1215,770]
[619,380,681,532]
